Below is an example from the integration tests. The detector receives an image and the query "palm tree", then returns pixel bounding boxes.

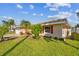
[0,19,15,41]
[20,20,31,29]
[76,11,79,18]
[8,19,15,25]
[2,19,15,29]
[2,19,15,26]
[75,11,79,32]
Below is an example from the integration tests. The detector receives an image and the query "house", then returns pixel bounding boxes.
[8,24,31,36]
[9,25,16,32]
[71,27,75,33]
[9,25,27,35]
[40,18,71,38]
[15,25,31,36]
[71,24,79,34]
[76,28,79,34]
[15,26,27,35]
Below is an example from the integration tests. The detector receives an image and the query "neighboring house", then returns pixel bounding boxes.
[71,27,75,33]
[40,18,71,38]
[76,27,79,34]
[71,25,79,34]
[15,26,27,35]
[9,24,31,36]
[15,25,31,35]
[9,25,16,32]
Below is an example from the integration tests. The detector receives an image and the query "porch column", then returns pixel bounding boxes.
[42,26,44,33]
[50,25,53,34]
[50,25,51,33]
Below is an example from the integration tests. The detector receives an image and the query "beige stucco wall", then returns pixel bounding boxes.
[62,28,67,38]
[41,24,71,38]
[52,24,63,38]
[68,29,71,36]
[62,28,71,38]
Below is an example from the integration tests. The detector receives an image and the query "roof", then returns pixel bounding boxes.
[41,18,71,28]
[41,18,68,25]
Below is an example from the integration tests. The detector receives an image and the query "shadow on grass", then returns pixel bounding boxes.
[63,41,79,50]
[0,36,18,43]
[44,36,79,50]
[1,36,28,56]
[43,37,58,43]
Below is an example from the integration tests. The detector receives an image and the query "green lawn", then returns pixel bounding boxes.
[0,37,79,56]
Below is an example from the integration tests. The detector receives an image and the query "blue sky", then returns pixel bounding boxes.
[0,3,79,26]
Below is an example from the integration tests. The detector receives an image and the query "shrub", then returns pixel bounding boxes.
[31,24,41,39]
[53,37,58,40]
[59,38,64,41]
[71,32,79,41]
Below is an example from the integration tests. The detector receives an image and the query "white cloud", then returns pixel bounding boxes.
[21,11,28,14]
[44,3,53,8]
[76,9,79,13]
[17,4,23,9]
[48,11,72,19]
[45,3,71,8]
[48,15,53,18]
[44,3,71,11]
[49,8,58,11]
[2,16,13,19]
[2,16,8,19]
[40,13,44,16]
[59,11,72,17]
[53,3,71,8]
[33,13,37,16]
[29,5,34,9]
[33,13,44,16]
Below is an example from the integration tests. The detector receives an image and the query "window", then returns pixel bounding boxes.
[45,26,50,33]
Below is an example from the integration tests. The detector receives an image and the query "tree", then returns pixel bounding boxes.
[76,24,79,27]
[31,24,41,39]
[2,19,15,26]
[7,19,15,25]
[2,19,15,32]
[75,11,79,32]
[20,20,31,29]
[76,12,79,18]
[0,19,15,41]
[0,24,9,41]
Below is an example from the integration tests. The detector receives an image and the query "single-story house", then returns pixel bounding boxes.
[40,18,71,38]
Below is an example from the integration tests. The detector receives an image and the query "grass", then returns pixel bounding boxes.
[0,37,79,56]
[0,36,25,56]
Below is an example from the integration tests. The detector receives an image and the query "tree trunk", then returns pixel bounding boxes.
[1,35,4,41]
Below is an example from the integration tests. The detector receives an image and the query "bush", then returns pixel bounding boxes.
[31,24,41,39]
[59,38,64,41]
[53,37,58,40]
[70,35,74,40]
[71,32,79,41]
